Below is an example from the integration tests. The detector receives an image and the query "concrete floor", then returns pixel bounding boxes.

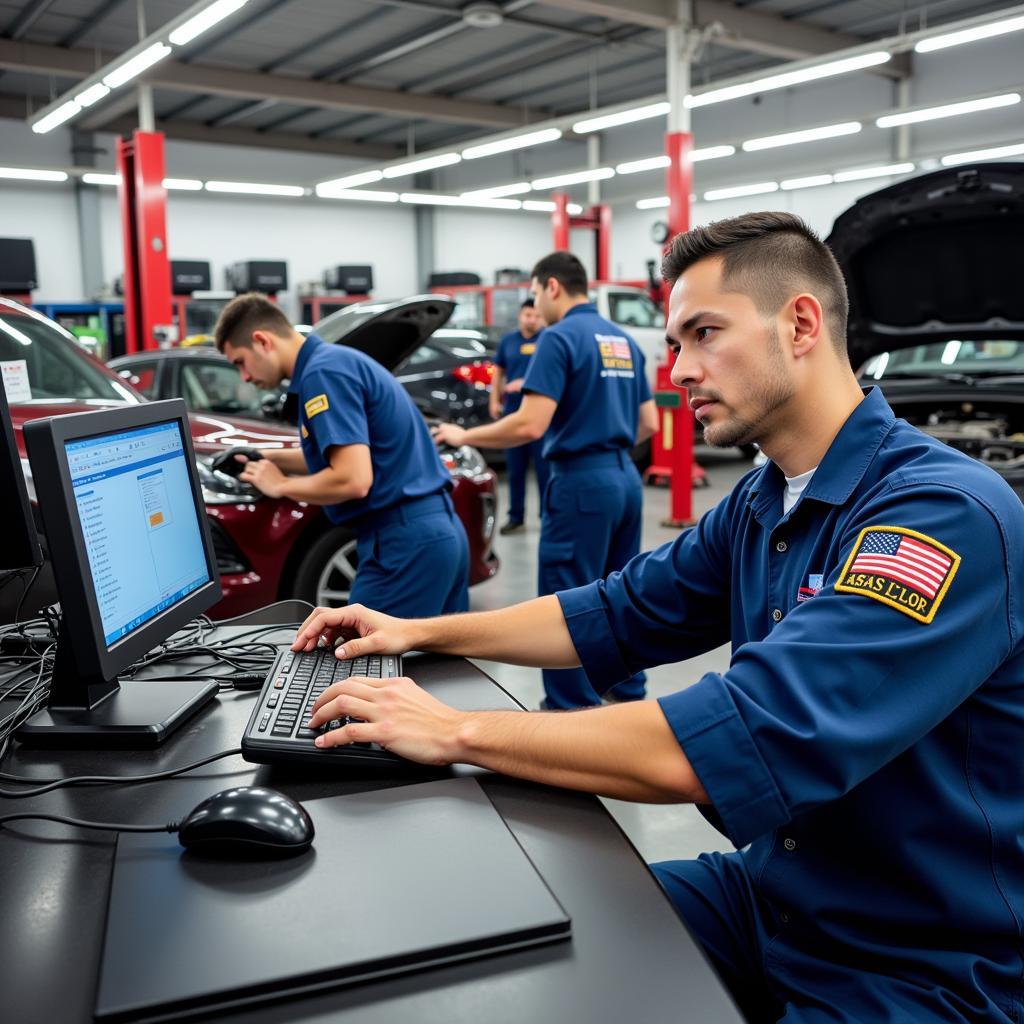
[467,449,754,865]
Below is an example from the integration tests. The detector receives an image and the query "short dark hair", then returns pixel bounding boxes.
[661,211,849,348]
[214,292,293,352]
[530,251,588,297]
[520,297,535,309]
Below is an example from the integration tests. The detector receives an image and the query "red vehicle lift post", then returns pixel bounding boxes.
[551,192,611,280]
[646,130,703,526]
[116,131,174,354]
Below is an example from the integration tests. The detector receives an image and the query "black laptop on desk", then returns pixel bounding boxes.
[96,777,571,1023]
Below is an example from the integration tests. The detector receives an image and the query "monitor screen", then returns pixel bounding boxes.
[65,420,212,648]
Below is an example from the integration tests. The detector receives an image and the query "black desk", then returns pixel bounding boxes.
[0,634,741,1023]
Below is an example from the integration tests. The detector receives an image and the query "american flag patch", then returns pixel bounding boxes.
[835,526,960,624]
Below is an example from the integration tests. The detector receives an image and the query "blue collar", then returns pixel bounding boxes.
[561,302,597,320]
[748,387,896,515]
[287,333,323,394]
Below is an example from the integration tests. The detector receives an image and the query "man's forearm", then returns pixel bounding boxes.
[451,701,708,804]
[280,466,368,505]
[462,410,540,450]
[410,595,579,667]
[263,447,308,473]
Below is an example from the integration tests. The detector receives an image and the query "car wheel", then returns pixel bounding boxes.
[291,526,359,607]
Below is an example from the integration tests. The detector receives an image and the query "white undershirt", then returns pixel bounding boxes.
[782,467,817,515]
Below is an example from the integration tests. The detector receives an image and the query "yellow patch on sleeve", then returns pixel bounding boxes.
[834,525,960,624]
[300,423,309,439]
[304,393,329,418]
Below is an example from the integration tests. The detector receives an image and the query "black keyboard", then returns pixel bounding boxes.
[241,648,403,767]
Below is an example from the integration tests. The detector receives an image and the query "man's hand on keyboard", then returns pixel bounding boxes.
[306,676,463,766]
[291,604,416,660]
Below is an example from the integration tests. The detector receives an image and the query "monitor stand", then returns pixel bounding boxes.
[14,626,218,749]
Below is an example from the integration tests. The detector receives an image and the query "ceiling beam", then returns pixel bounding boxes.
[0,38,533,128]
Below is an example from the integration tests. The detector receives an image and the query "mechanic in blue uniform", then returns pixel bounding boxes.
[434,251,659,709]
[214,292,468,617]
[490,297,549,534]
[295,213,1024,1023]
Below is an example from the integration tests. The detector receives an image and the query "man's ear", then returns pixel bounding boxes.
[251,329,275,353]
[789,293,825,359]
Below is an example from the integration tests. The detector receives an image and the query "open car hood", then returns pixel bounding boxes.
[311,295,455,370]
[826,163,1024,369]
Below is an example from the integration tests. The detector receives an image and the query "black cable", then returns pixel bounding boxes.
[13,566,41,624]
[0,812,177,834]
[0,746,243,795]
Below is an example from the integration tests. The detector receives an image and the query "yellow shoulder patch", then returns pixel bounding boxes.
[834,525,960,624]
[300,423,309,439]
[304,393,329,418]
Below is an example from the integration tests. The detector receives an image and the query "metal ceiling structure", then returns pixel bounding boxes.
[0,0,1015,157]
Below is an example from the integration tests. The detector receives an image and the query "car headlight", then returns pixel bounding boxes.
[451,444,489,476]
[195,457,262,504]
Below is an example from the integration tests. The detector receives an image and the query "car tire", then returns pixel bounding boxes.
[290,525,359,608]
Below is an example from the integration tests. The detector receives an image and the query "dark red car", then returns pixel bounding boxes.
[0,298,497,620]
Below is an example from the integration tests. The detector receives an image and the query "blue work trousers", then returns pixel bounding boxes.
[505,438,549,524]
[652,852,1019,1024]
[539,449,646,708]
[350,493,469,618]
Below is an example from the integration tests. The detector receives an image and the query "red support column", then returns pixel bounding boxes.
[595,203,612,281]
[663,130,702,526]
[551,192,570,251]
[116,131,173,353]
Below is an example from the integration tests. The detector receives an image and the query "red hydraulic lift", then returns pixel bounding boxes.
[551,192,611,280]
[646,130,703,526]
[116,131,174,354]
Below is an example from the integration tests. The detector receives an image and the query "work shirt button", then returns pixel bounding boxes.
[771,608,783,623]
[783,838,796,851]
[775,540,788,552]
[779,912,790,925]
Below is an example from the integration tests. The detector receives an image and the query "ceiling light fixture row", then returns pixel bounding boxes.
[32,0,251,133]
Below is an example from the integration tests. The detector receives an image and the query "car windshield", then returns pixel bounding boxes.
[862,340,1024,380]
[0,306,139,404]
[606,291,665,330]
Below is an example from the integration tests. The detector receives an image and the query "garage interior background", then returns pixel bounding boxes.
[1,0,1023,310]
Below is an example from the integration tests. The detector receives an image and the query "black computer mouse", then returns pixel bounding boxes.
[210,446,264,478]
[178,786,314,859]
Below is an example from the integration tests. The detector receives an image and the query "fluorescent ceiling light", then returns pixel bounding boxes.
[316,188,399,202]
[0,166,68,182]
[877,92,1020,127]
[75,83,110,108]
[941,141,1024,165]
[531,167,614,190]
[31,101,80,134]
[833,162,914,182]
[573,101,670,134]
[400,193,522,209]
[704,181,779,201]
[317,169,384,191]
[103,42,172,89]
[693,144,737,162]
[781,174,834,191]
[82,172,121,185]
[617,156,669,175]
[915,14,1024,53]
[688,51,891,109]
[521,200,584,214]
[205,180,305,196]
[382,153,461,178]
[461,182,531,199]
[163,178,203,190]
[742,121,861,152]
[169,0,249,46]
[462,128,562,160]
[636,196,670,209]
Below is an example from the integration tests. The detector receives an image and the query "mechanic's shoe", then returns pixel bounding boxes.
[499,519,525,535]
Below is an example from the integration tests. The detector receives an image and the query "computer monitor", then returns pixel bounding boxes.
[16,399,221,747]
[0,379,43,572]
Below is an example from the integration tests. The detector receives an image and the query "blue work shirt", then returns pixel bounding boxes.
[522,303,651,460]
[494,329,540,413]
[288,333,450,527]
[558,387,1024,1002]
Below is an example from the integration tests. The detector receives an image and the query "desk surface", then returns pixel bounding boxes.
[0,634,741,1023]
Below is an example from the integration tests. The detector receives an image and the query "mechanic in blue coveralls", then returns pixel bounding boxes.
[294,213,1024,1023]
[434,251,659,709]
[490,297,549,535]
[213,293,468,617]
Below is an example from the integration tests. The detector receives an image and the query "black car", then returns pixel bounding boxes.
[827,162,1024,500]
